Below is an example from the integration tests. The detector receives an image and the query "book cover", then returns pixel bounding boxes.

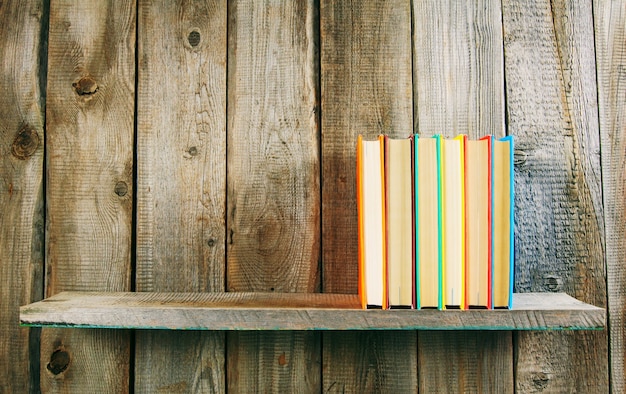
[415,134,442,309]
[357,135,387,309]
[385,135,414,308]
[493,135,514,309]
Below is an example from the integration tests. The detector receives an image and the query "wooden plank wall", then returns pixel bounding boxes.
[135,0,226,392]
[0,0,622,392]
[413,1,513,391]
[594,0,626,392]
[42,1,135,392]
[0,1,46,393]
[226,1,320,392]
[502,0,608,391]
[321,1,417,391]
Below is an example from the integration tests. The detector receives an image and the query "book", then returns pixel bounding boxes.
[493,136,514,309]
[385,136,414,308]
[442,135,466,309]
[415,134,442,309]
[464,136,492,308]
[356,135,387,309]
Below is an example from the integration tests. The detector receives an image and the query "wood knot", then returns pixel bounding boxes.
[114,181,128,197]
[531,372,549,389]
[11,125,40,159]
[513,149,527,166]
[73,76,99,96]
[188,30,201,47]
[544,276,561,292]
[184,146,199,158]
[47,348,70,375]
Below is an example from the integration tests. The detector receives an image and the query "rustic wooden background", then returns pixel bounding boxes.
[0,0,621,392]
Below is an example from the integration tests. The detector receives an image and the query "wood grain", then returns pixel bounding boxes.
[135,0,227,392]
[323,331,417,393]
[20,292,605,331]
[593,0,626,391]
[42,1,135,392]
[320,0,413,294]
[0,1,45,392]
[413,0,505,137]
[412,1,512,391]
[419,331,513,393]
[226,1,320,391]
[319,1,416,392]
[502,0,608,391]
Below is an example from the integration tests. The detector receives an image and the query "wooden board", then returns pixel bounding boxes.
[226,1,320,391]
[502,0,608,391]
[412,1,512,391]
[20,292,605,330]
[413,0,505,137]
[42,1,135,392]
[593,0,626,391]
[419,332,513,392]
[323,331,416,393]
[0,1,45,392]
[319,1,416,392]
[135,1,227,392]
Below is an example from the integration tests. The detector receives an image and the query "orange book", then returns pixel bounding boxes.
[357,135,387,309]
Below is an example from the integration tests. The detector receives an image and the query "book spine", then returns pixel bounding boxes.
[356,135,366,309]
[440,137,446,310]
[435,135,443,310]
[487,135,494,310]
[503,135,515,309]
[410,135,416,309]
[458,135,467,310]
[379,135,388,310]
[509,136,514,309]
[414,134,420,309]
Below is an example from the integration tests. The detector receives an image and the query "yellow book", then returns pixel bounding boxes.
[442,135,466,309]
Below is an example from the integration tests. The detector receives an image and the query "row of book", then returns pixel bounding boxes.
[356,134,514,310]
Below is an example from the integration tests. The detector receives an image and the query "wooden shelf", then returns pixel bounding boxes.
[20,291,604,331]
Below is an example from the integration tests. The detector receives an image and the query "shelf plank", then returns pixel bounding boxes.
[20,292,605,331]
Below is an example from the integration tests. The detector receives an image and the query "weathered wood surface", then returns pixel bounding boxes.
[0,1,45,392]
[413,0,505,137]
[226,1,320,392]
[20,292,605,330]
[2,1,622,391]
[502,0,608,392]
[419,332,513,393]
[135,0,227,392]
[323,331,417,393]
[42,1,135,392]
[320,1,417,392]
[594,0,626,392]
[412,1,512,392]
